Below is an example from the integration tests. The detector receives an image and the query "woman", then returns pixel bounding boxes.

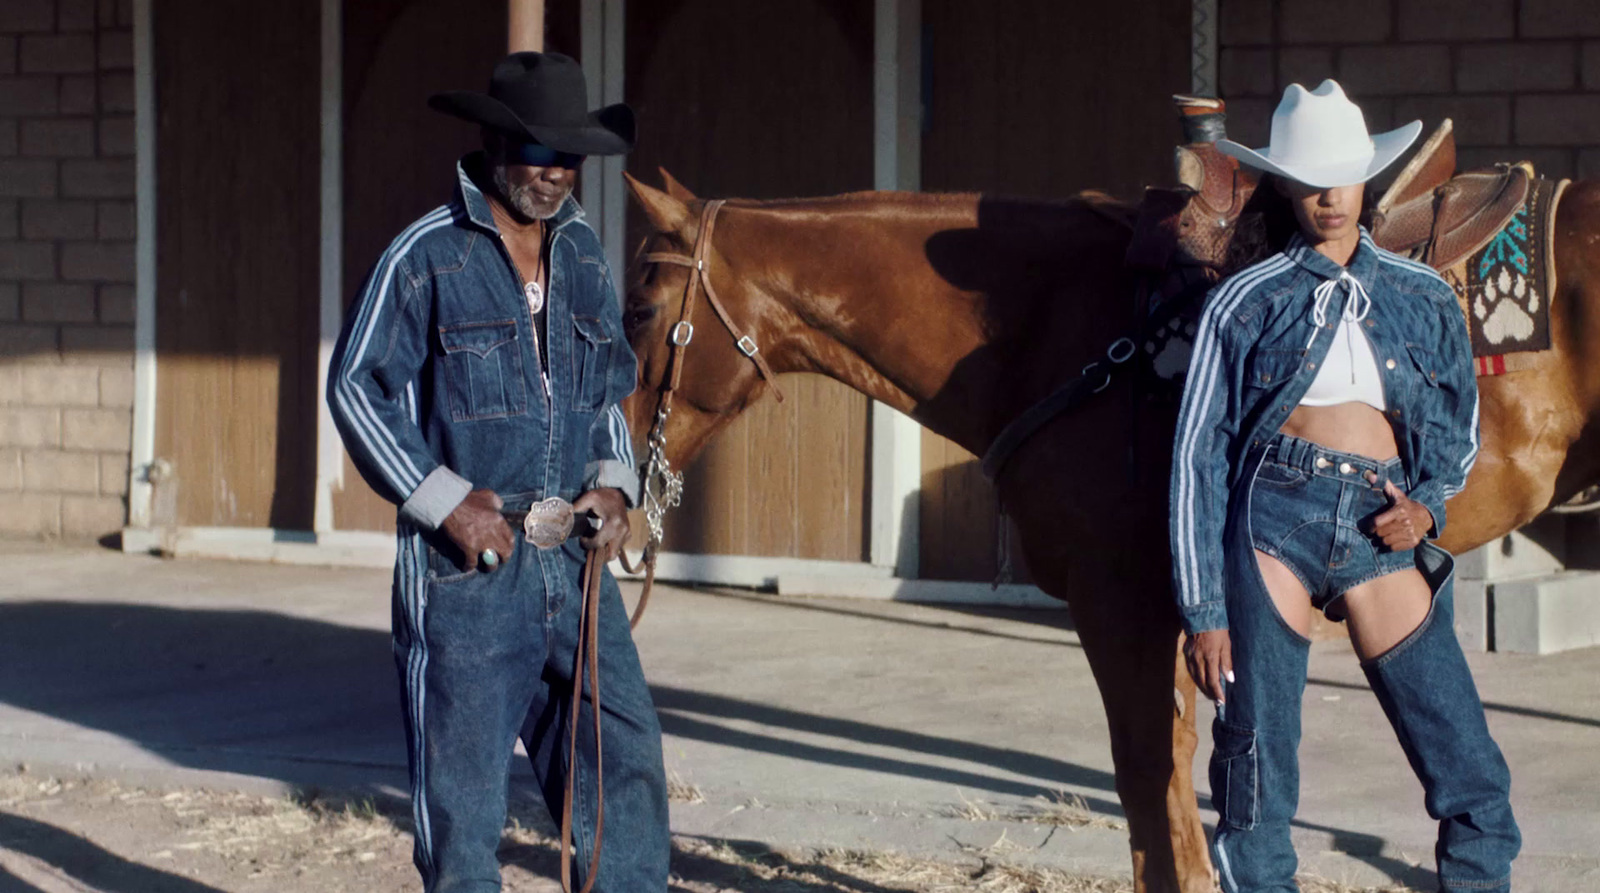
[1169,80,1520,892]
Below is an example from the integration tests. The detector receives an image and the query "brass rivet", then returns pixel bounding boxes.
[1339,462,1355,474]
[1307,363,1316,370]
[1386,358,1397,369]
[1315,457,1331,469]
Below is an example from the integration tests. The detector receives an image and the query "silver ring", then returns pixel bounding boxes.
[479,549,500,568]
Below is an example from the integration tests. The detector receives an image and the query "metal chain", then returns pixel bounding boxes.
[639,403,685,552]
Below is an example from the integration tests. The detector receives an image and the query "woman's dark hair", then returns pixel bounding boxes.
[1225,175,1379,272]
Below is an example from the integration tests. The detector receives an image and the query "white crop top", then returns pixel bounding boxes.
[1298,272,1386,411]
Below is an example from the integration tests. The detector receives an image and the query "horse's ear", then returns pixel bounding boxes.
[625,170,691,233]
[658,167,699,202]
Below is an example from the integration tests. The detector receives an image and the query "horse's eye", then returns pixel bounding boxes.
[623,305,658,333]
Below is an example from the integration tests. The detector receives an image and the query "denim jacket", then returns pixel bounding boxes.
[1170,228,1479,634]
[328,155,639,532]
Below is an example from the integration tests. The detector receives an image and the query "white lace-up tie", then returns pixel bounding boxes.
[1308,270,1372,349]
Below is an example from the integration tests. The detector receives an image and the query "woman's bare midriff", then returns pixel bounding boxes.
[1278,401,1398,463]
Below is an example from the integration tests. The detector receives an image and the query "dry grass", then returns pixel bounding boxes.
[666,769,706,804]
[0,769,1421,893]
[0,770,409,879]
[672,837,1138,892]
[947,790,1128,832]
[669,839,1423,893]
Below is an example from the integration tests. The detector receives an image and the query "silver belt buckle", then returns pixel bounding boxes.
[522,497,575,550]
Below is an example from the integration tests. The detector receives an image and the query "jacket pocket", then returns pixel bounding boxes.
[1405,342,1443,388]
[438,319,527,421]
[1210,720,1259,830]
[571,314,612,412]
[1244,348,1304,390]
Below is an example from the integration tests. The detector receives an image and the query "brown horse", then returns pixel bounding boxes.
[618,171,1600,893]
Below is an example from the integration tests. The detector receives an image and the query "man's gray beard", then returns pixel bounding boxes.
[491,165,570,221]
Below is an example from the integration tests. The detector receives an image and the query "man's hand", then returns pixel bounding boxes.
[572,488,631,563]
[1184,629,1234,704]
[1367,475,1433,551]
[439,489,515,572]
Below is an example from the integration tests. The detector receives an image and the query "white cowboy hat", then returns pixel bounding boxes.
[1217,80,1422,188]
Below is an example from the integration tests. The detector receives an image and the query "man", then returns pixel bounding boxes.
[327,52,668,892]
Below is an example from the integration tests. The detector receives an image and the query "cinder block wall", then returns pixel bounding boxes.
[1219,0,1600,179]
[0,0,135,539]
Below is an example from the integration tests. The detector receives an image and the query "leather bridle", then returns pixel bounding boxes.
[618,199,786,623]
[640,199,785,403]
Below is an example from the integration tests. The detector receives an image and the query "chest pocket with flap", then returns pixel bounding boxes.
[438,319,527,421]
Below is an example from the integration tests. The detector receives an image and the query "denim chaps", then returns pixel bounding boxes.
[1210,436,1520,892]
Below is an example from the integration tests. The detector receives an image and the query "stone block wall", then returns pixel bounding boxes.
[0,0,135,539]
[1219,0,1600,179]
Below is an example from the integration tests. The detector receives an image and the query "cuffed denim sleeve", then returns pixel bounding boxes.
[1171,284,1253,635]
[327,211,465,530]
[399,465,472,531]
[1407,294,1480,539]
[581,264,642,508]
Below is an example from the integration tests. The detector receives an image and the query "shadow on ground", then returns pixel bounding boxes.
[0,600,1486,889]
[0,811,229,893]
[0,601,1119,803]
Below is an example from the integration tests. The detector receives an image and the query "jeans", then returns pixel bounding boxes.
[1211,435,1519,892]
[393,523,669,892]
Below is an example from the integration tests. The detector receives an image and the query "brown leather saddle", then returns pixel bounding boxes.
[1372,167,1532,271]
[1130,101,1529,282]
[1126,96,1260,274]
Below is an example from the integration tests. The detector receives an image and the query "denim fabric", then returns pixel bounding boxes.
[1249,435,1414,621]
[329,158,666,891]
[1210,438,1518,893]
[328,153,640,532]
[1171,229,1480,633]
[395,526,669,892]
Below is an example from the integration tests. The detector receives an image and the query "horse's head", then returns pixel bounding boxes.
[620,170,786,472]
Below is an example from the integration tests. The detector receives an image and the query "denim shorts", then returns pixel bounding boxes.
[1247,434,1416,621]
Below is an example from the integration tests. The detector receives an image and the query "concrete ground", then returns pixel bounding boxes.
[0,541,1597,890]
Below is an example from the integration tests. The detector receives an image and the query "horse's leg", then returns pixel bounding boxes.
[1064,565,1213,893]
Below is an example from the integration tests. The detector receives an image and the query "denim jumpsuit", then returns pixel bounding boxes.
[1169,229,1520,892]
[327,156,669,892]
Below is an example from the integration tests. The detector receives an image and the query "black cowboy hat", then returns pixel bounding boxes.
[428,52,634,156]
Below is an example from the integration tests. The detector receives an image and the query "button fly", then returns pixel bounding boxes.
[1315,457,1331,470]
[1339,462,1354,474]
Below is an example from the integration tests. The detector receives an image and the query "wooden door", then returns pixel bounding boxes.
[333,0,580,531]
[624,0,875,561]
[153,0,320,528]
[917,0,1192,580]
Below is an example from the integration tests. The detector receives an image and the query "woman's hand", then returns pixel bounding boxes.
[1367,475,1434,551]
[1184,629,1234,704]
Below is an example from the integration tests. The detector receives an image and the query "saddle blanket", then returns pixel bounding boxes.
[1436,176,1568,376]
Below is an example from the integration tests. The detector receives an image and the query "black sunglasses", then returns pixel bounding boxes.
[505,140,585,170]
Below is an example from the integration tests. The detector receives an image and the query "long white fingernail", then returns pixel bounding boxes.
[1225,671,1236,683]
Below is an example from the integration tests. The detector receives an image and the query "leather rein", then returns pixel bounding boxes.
[561,202,781,892]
